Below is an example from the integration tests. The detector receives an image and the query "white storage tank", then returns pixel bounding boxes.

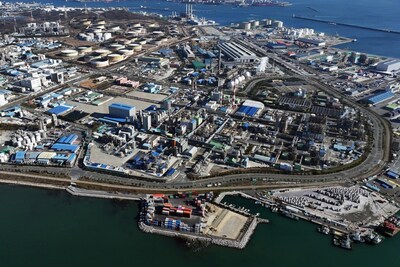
[107,53,124,63]
[119,49,134,56]
[77,46,93,54]
[90,58,110,68]
[94,49,111,57]
[60,49,78,57]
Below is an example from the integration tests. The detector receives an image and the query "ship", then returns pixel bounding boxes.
[317,225,330,235]
[333,234,352,250]
[281,210,299,220]
[350,231,365,243]
[251,0,292,7]
[377,216,400,237]
[365,232,383,244]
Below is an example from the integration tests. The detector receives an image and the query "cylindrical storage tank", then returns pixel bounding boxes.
[239,22,251,30]
[91,27,103,33]
[128,43,142,51]
[107,53,124,63]
[82,20,91,26]
[133,23,141,28]
[95,32,103,38]
[245,71,251,78]
[110,26,120,32]
[60,49,78,57]
[273,20,283,28]
[117,39,131,45]
[94,49,111,57]
[35,132,41,142]
[109,43,125,51]
[77,46,92,54]
[252,20,259,28]
[119,49,134,56]
[90,58,109,68]
[40,130,46,139]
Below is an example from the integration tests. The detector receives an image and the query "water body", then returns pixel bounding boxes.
[0,184,399,267]
[9,0,400,58]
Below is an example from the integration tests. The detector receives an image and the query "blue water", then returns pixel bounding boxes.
[9,0,400,57]
[11,0,399,58]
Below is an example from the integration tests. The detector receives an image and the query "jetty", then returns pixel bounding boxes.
[293,15,400,35]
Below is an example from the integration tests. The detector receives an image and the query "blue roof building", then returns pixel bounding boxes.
[47,104,73,115]
[109,103,136,121]
[57,134,78,144]
[15,151,25,163]
[367,91,394,105]
[51,143,79,153]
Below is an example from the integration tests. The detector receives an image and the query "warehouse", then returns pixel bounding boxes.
[51,143,79,153]
[14,151,25,164]
[236,100,264,117]
[218,41,258,63]
[57,134,78,144]
[109,103,136,121]
[47,104,74,115]
[376,59,400,73]
[297,38,326,47]
[37,152,57,165]
[367,91,395,105]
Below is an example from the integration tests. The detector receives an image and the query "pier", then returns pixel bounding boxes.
[293,15,400,35]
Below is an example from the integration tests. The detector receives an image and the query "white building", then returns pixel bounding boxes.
[376,59,400,73]
[0,93,8,106]
[20,77,42,91]
[143,114,152,131]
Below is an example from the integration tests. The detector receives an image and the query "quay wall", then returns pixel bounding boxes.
[138,216,261,249]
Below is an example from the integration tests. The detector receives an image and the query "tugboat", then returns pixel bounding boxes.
[333,234,352,250]
[365,232,383,244]
[350,231,365,243]
[317,225,330,235]
[340,235,352,250]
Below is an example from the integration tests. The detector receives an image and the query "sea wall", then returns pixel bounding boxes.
[139,216,261,249]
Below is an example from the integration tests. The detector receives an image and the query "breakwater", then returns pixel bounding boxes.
[293,15,400,35]
[138,216,262,249]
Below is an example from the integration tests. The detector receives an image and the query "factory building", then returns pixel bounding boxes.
[367,91,395,105]
[180,45,195,59]
[297,38,326,47]
[20,77,42,91]
[109,103,136,121]
[143,113,152,131]
[376,59,400,73]
[218,41,258,63]
[236,100,264,117]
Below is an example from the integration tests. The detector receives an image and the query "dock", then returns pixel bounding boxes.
[293,15,400,35]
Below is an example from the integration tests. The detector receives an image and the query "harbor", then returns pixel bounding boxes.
[232,185,400,250]
[138,191,269,249]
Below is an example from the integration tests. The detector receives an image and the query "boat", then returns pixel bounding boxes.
[251,0,292,7]
[317,225,330,235]
[352,39,358,42]
[350,231,364,243]
[365,232,383,244]
[340,235,352,250]
[281,210,299,221]
[377,216,400,237]
[333,235,352,250]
